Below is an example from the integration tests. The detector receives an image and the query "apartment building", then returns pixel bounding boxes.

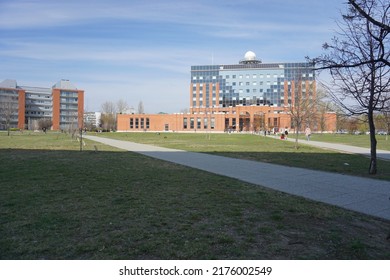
[0,79,84,130]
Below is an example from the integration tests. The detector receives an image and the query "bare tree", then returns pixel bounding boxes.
[37,118,53,132]
[288,72,317,148]
[314,0,390,174]
[349,0,390,33]
[0,94,18,136]
[137,101,144,114]
[101,101,117,131]
[117,99,129,114]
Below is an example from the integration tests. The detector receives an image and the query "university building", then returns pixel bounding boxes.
[0,79,84,130]
[118,51,336,133]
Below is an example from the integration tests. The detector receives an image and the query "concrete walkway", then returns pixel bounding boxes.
[283,136,390,160]
[84,135,390,221]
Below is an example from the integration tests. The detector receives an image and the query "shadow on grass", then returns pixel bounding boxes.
[205,151,390,181]
[1,148,390,260]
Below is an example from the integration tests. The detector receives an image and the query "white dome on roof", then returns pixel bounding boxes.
[244,51,256,61]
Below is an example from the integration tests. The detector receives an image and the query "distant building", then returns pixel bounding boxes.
[84,111,102,130]
[118,51,336,132]
[0,79,84,130]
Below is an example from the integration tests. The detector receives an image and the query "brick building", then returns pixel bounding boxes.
[117,51,336,133]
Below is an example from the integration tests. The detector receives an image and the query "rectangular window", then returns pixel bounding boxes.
[190,118,194,129]
[197,118,201,129]
[135,118,139,129]
[204,118,208,129]
[183,117,188,129]
[130,118,134,129]
[146,118,150,129]
[211,118,215,129]
[141,118,144,129]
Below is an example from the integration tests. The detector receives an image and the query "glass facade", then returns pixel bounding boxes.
[191,62,315,108]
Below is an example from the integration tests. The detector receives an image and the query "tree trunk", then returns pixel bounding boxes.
[368,109,377,175]
[294,120,300,149]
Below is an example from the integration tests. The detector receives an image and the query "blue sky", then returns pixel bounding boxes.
[0,0,345,113]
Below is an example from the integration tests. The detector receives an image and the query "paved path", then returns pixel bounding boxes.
[85,135,390,221]
[283,136,390,160]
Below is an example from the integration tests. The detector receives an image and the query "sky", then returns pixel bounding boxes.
[0,0,345,113]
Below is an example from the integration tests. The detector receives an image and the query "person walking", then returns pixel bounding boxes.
[305,127,311,141]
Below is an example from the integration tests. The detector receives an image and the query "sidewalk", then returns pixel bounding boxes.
[282,136,390,160]
[84,135,390,221]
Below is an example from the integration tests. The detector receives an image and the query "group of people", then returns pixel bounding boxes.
[279,127,312,141]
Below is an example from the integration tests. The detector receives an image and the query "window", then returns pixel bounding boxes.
[135,118,139,129]
[211,118,215,129]
[141,118,144,129]
[183,117,188,129]
[204,118,208,129]
[253,74,257,78]
[190,118,194,129]
[129,118,134,129]
[246,82,250,86]
[232,75,236,78]
[197,118,201,129]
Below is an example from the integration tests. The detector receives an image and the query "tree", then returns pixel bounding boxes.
[288,71,317,148]
[137,101,144,114]
[342,1,390,67]
[314,0,390,174]
[37,118,52,132]
[101,101,117,131]
[117,99,129,114]
[0,94,18,136]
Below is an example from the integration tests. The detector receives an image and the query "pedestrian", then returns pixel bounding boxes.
[284,127,289,139]
[305,127,311,141]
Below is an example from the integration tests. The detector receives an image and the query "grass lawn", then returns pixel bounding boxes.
[1,132,390,259]
[99,132,390,180]
[297,133,390,151]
